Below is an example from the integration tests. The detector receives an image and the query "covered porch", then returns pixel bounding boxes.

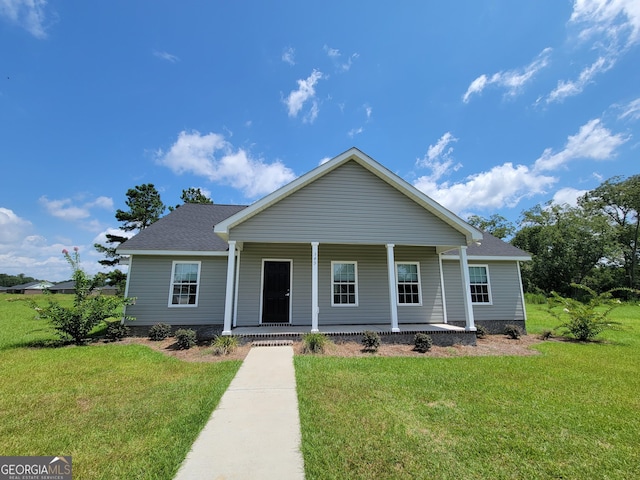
[230,323,476,346]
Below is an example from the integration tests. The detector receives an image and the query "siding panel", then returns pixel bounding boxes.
[230,161,466,246]
[235,244,445,326]
[443,260,525,322]
[125,255,227,325]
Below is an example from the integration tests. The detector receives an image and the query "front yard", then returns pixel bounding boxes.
[0,296,240,479]
[295,304,640,479]
[2,295,638,479]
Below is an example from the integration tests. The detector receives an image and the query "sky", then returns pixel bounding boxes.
[1,0,639,282]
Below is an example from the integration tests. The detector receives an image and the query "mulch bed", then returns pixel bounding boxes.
[117,334,544,363]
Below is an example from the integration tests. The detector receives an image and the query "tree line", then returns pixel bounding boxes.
[470,175,640,296]
[96,176,639,298]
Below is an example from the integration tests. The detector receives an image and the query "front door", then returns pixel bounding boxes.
[262,260,291,323]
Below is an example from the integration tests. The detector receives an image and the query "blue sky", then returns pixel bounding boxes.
[1,0,639,281]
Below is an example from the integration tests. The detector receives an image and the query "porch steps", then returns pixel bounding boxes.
[252,339,295,347]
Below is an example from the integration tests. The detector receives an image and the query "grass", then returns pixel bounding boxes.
[295,303,640,479]
[0,295,241,479]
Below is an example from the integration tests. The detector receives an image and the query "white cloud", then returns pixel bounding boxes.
[0,0,49,38]
[414,163,556,213]
[38,195,113,223]
[153,50,179,62]
[462,47,552,103]
[571,0,640,48]
[544,0,640,103]
[619,97,640,120]
[546,56,613,103]
[533,119,628,172]
[551,187,588,207]
[282,47,295,65]
[318,156,332,166]
[284,69,323,122]
[323,44,359,71]
[348,127,363,137]
[416,132,461,183]
[0,207,32,243]
[365,105,372,120]
[156,130,296,198]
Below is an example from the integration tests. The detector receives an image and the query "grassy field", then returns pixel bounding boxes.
[296,304,640,479]
[0,295,241,479]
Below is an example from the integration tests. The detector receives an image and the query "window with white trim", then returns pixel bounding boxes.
[169,261,201,306]
[469,265,491,304]
[396,262,422,305]
[332,261,358,306]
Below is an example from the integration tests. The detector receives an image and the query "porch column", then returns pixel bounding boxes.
[459,246,476,331]
[386,244,400,332]
[311,242,319,332]
[222,240,236,335]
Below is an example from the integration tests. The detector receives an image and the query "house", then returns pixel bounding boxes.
[48,280,76,294]
[5,281,54,294]
[118,148,530,343]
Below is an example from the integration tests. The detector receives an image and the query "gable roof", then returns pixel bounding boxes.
[442,230,531,261]
[118,204,247,255]
[214,147,482,245]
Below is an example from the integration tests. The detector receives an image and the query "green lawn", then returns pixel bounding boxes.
[0,295,241,479]
[295,304,640,480]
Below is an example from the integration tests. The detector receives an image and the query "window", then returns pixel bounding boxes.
[332,262,358,306]
[396,262,422,305]
[169,261,201,307]
[469,265,491,304]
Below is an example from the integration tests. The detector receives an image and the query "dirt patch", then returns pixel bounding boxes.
[116,334,543,362]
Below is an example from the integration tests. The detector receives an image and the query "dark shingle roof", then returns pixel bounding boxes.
[118,204,247,253]
[118,203,529,259]
[443,230,530,259]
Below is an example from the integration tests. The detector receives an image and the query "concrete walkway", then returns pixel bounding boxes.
[174,346,305,480]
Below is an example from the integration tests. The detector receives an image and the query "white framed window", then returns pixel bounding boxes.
[331,261,358,306]
[396,262,422,305]
[168,261,201,307]
[469,265,492,304]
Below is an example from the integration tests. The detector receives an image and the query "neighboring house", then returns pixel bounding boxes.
[6,281,54,294]
[118,148,530,340]
[48,281,76,294]
[0,286,7,294]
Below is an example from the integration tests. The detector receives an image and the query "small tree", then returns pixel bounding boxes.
[547,284,632,341]
[30,248,134,345]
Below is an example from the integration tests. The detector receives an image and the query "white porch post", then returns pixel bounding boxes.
[459,246,476,331]
[311,242,319,332]
[222,240,236,335]
[386,244,400,332]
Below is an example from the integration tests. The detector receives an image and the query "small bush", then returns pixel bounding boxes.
[524,292,547,304]
[105,321,129,342]
[475,324,488,339]
[504,324,522,339]
[302,332,329,354]
[211,335,239,355]
[413,333,433,353]
[361,330,381,352]
[148,323,172,341]
[174,329,197,350]
[540,329,553,340]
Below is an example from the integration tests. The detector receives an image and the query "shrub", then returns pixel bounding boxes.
[211,335,239,355]
[413,333,433,353]
[302,332,329,354]
[28,248,134,345]
[174,329,197,350]
[148,323,172,341]
[504,324,522,339]
[361,330,381,352]
[548,284,634,341]
[540,329,553,340]
[105,321,129,342]
[475,324,488,338]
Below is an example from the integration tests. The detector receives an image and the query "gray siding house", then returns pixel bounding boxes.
[119,148,530,336]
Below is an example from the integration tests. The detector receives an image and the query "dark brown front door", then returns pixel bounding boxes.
[262,261,291,323]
